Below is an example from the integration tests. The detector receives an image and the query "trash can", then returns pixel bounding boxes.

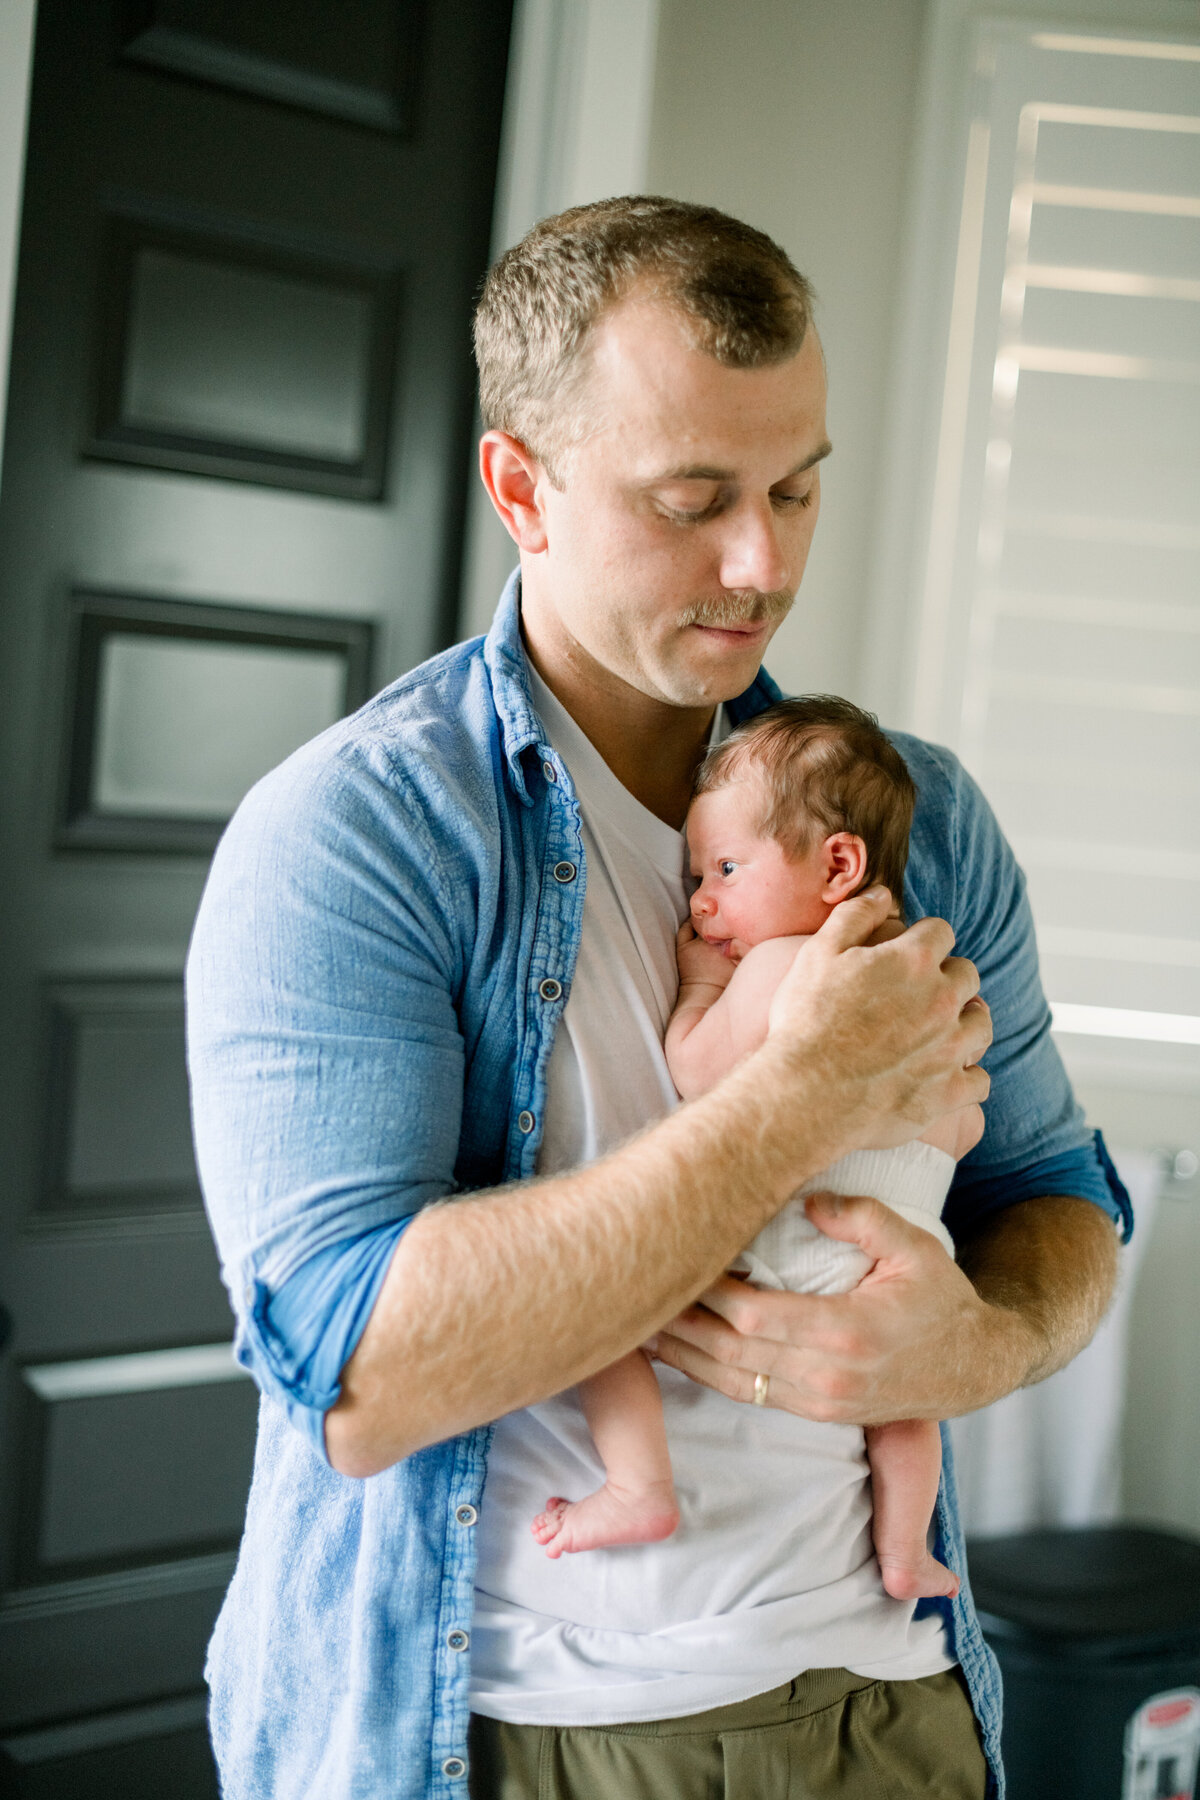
[968,1526,1200,1800]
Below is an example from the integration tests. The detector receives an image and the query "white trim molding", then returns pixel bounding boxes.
[458,0,662,641]
[0,0,36,497]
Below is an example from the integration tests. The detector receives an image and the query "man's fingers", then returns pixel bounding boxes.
[653,1330,777,1408]
[809,885,895,952]
[653,1317,850,1422]
[689,1278,814,1347]
[670,1279,849,1357]
[802,1189,930,1261]
[894,913,959,965]
[955,994,993,1064]
[940,951,981,1003]
[958,1063,991,1107]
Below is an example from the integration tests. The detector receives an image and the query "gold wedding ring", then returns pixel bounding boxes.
[753,1371,770,1407]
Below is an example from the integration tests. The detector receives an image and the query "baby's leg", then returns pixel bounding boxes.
[865,1418,960,1601]
[532,1350,680,1557]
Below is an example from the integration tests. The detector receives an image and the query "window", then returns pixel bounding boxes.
[890,24,1200,1107]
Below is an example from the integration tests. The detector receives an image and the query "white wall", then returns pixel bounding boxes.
[646,0,927,701]
[0,0,37,495]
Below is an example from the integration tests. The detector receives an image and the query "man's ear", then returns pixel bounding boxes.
[821,832,868,903]
[479,431,551,553]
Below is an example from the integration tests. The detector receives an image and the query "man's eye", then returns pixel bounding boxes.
[771,490,814,511]
[664,503,717,524]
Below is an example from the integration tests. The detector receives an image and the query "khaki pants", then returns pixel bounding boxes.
[468,1666,988,1799]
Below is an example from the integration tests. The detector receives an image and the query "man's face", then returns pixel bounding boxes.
[520,293,831,709]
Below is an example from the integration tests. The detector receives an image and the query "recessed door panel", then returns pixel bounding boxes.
[0,1570,233,1732]
[122,250,373,459]
[119,0,423,132]
[18,1348,258,1580]
[60,592,374,852]
[94,637,345,815]
[42,982,198,1219]
[89,216,400,496]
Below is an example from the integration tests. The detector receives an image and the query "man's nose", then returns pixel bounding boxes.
[717,503,790,596]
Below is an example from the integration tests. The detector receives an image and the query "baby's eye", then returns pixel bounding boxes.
[719,860,737,877]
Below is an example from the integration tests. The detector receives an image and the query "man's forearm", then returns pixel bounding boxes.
[326,1040,843,1475]
[956,1192,1120,1399]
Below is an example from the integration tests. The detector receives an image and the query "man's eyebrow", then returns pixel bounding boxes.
[645,441,834,483]
[784,440,834,477]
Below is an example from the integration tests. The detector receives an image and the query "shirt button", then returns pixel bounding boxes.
[455,1504,478,1527]
[442,1756,467,1779]
[447,1628,469,1652]
[553,860,577,883]
[542,760,557,782]
[243,1283,255,1307]
[538,977,563,1002]
[517,1110,535,1134]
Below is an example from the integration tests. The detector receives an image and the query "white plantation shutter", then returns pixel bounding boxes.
[905,25,1200,1087]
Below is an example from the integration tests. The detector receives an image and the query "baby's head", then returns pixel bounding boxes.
[686,696,916,961]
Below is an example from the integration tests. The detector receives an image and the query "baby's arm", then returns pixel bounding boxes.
[663,923,736,1097]
[665,929,804,1100]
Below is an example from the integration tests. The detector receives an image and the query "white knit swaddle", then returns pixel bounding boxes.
[732,1141,957,1296]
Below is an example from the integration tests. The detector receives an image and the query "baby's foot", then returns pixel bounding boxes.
[877,1551,961,1602]
[531,1481,680,1558]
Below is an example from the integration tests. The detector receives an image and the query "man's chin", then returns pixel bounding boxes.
[663,644,770,708]
[676,616,788,696]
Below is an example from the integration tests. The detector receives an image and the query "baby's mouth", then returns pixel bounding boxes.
[700,932,734,956]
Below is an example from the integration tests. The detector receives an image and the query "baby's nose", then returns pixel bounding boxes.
[691,888,714,918]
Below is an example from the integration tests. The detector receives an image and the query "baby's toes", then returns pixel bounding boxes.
[531,1498,569,1543]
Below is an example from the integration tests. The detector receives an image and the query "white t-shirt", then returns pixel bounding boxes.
[469,669,952,1725]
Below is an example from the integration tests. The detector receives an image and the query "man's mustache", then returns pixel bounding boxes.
[677,590,795,631]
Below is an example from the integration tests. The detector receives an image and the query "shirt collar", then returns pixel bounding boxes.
[482,568,785,804]
[483,569,545,807]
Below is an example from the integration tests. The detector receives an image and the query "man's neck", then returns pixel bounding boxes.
[521,626,714,830]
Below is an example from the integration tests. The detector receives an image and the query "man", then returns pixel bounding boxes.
[187,198,1128,1799]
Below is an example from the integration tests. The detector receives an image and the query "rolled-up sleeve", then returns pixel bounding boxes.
[186,732,466,1457]
[910,748,1132,1245]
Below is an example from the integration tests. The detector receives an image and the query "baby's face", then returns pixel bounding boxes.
[686,779,833,962]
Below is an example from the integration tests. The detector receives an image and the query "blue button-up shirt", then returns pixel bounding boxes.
[186,572,1130,1800]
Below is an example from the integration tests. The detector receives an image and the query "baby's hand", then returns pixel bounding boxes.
[676,919,734,990]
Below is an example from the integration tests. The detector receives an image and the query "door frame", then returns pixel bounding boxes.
[0,0,37,492]
[457,0,662,638]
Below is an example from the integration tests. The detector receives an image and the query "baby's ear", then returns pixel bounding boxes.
[821,832,869,902]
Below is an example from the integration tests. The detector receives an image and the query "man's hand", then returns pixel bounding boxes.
[652,1190,1119,1424]
[766,890,992,1151]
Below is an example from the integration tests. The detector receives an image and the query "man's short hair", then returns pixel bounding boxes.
[474,195,815,478]
[695,696,916,905]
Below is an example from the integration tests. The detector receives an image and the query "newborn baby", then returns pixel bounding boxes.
[532,696,983,1603]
